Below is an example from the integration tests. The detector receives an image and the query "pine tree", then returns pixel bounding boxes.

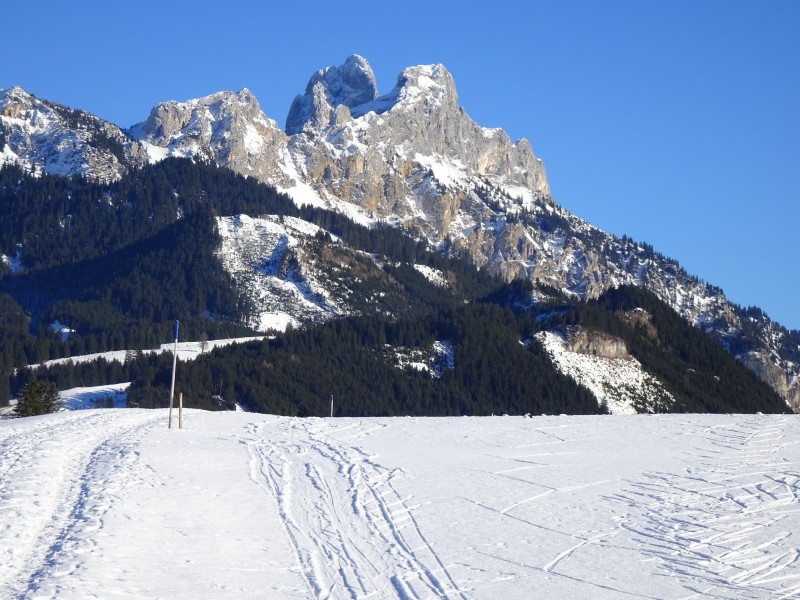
[14,376,63,417]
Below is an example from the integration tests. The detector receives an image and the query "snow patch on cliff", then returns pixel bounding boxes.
[536,331,675,414]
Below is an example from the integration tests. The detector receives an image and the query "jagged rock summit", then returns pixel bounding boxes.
[281,55,550,239]
[285,54,378,134]
[285,55,463,133]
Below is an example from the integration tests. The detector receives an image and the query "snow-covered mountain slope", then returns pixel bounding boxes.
[0,86,144,181]
[2,58,797,409]
[2,410,800,599]
[536,329,675,414]
[214,213,447,332]
[216,214,343,331]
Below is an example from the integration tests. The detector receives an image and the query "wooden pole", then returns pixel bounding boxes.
[179,392,183,429]
[168,320,179,429]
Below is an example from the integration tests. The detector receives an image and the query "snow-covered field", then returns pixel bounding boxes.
[1,411,799,599]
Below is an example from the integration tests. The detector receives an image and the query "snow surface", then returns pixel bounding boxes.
[2,249,24,274]
[215,214,341,331]
[1,412,800,599]
[350,64,450,118]
[60,383,131,410]
[138,141,170,163]
[414,154,469,190]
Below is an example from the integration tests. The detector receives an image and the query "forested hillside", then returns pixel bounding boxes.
[0,161,789,415]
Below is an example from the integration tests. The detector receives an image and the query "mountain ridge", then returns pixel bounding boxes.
[1,55,797,409]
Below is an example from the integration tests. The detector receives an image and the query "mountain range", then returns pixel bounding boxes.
[1,54,797,411]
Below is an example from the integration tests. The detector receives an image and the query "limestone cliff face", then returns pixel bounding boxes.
[566,329,631,360]
[129,89,294,188]
[285,54,378,135]
[284,58,549,243]
[739,352,800,411]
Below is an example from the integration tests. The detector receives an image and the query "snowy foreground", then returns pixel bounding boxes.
[1,411,800,599]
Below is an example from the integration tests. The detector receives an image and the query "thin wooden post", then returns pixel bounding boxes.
[168,320,179,428]
[179,392,183,429]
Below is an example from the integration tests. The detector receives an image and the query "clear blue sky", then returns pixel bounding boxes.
[4,1,798,329]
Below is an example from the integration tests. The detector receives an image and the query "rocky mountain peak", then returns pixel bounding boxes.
[285,54,378,135]
[1,86,34,117]
[1,85,137,180]
[130,88,264,144]
[350,63,458,119]
[129,88,294,187]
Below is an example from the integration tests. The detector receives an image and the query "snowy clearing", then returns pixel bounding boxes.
[1,412,800,599]
[33,336,267,370]
[60,383,130,410]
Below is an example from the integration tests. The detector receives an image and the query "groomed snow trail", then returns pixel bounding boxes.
[0,410,163,599]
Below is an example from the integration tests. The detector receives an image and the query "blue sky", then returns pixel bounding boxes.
[4,1,798,329]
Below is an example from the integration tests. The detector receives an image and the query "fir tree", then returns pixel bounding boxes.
[14,376,63,417]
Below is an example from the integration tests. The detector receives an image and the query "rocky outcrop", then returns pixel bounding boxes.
[566,329,631,360]
[739,351,800,412]
[284,58,549,243]
[536,330,674,414]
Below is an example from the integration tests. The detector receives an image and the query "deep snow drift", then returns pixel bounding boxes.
[1,411,799,599]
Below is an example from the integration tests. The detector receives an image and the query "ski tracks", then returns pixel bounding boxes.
[0,410,163,599]
[612,416,800,599]
[244,419,467,600]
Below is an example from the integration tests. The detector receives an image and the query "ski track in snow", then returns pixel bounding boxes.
[0,410,163,599]
[611,418,800,599]
[243,419,467,600]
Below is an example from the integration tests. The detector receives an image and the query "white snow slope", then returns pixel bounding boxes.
[1,411,800,599]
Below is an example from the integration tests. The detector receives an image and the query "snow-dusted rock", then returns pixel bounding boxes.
[536,330,675,414]
[129,89,295,188]
[0,86,142,181]
[285,54,378,135]
[286,56,550,236]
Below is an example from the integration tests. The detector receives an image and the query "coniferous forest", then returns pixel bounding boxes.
[0,160,789,415]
